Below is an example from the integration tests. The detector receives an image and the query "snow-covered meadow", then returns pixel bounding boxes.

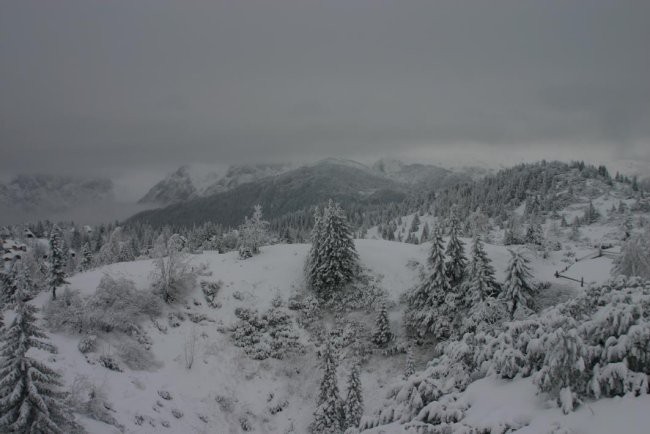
[23,233,632,433]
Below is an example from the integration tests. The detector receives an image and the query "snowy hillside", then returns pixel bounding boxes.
[20,234,631,433]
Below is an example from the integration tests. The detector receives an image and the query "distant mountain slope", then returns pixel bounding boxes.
[138,163,292,206]
[131,158,472,227]
[129,159,414,227]
[0,174,117,224]
[138,166,198,205]
[372,158,469,187]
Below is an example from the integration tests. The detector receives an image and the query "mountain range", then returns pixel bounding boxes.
[129,158,472,227]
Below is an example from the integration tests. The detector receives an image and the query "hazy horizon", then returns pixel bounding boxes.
[2,0,649,185]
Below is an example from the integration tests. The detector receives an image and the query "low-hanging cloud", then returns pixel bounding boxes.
[1,0,649,178]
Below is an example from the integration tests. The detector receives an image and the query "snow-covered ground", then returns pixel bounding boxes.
[25,236,635,433]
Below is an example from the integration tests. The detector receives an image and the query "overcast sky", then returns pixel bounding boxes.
[1,0,649,188]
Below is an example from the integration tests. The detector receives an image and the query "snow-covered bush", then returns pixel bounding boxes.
[201,280,222,308]
[45,275,161,337]
[117,339,161,371]
[230,306,303,360]
[98,354,122,372]
[69,375,123,430]
[322,274,386,313]
[362,276,650,431]
[78,334,97,353]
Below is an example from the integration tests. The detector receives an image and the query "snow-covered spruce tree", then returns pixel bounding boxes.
[525,223,544,246]
[445,212,467,288]
[405,226,454,338]
[305,207,324,287]
[372,301,393,347]
[344,362,363,430]
[238,204,269,259]
[419,222,430,243]
[464,235,499,304]
[0,297,80,433]
[583,201,600,224]
[613,229,650,279]
[309,200,359,301]
[311,339,344,434]
[48,225,69,300]
[79,242,93,271]
[502,250,534,318]
[409,214,420,233]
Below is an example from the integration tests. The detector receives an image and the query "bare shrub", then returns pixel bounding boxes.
[151,234,197,303]
[69,375,123,430]
[118,339,161,371]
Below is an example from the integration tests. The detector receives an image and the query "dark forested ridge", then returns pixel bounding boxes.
[127,160,465,228]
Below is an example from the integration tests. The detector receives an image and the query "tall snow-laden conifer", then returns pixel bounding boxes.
[305,207,324,288]
[309,200,359,300]
[405,225,452,338]
[420,222,430,243]
[48,226,68,300]
[344,362,363,430]
[502,250,534,318]
[465,235,499,304]
[445,212,467,288]
[312,338,344,434]
[372,301,393,347]
[0,295,79,433]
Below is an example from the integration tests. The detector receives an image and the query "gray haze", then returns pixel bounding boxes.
[1,0,649,187]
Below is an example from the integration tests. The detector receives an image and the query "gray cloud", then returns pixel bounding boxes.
[1,0,649,179]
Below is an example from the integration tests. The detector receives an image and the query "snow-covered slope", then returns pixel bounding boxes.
[26,236,628,433]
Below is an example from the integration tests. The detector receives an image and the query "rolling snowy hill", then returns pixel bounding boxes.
[24,236,631,433]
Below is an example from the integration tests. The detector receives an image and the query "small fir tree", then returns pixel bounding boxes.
[79,243,93,271]
[47,226,69,300]
[3,261,34,307]
[372,301,393,346]
[312,339,344,434]
[419,222,430,243]
[502,250,534,318]
[344,362,363,430]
